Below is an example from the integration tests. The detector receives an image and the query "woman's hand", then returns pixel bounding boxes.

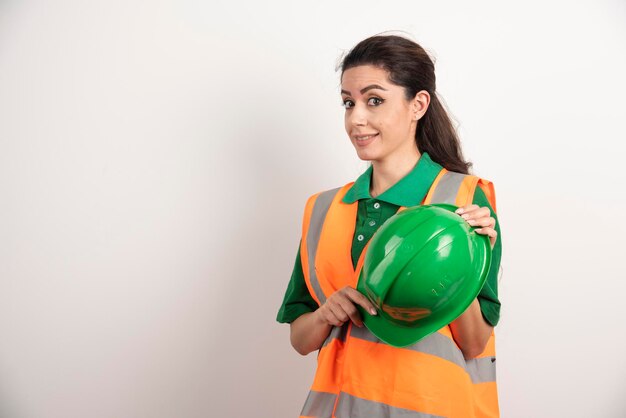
[290,286,377,355]
[315,286,377,328]
[455,204,497,248]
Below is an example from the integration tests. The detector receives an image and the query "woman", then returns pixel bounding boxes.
[277,35,502,418]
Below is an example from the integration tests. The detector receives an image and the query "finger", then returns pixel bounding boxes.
[455,204,478,215]
[475,227,497,240]
[328,303,349,324]
[466,216,496,228]
[479,227,498,248]
[344,287,378,315]
[460,206,490,221]
[318,306,343,326]
[475,227,498,248]
[337,298,363,327]
[324,312,344,327]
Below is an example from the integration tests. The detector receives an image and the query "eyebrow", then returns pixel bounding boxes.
[341,84,388,96]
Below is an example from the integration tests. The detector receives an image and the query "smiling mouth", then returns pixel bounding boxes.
[355,133,379,141]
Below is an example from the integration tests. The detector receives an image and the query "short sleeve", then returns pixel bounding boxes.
[276,242,319,323]
[472,186,502,327]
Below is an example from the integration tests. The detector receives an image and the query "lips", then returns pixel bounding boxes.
[353,132,379,147]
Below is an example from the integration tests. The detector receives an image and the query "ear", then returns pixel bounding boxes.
[411,90,431,121]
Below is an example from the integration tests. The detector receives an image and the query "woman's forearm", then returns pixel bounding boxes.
[291,300,491,358]
[449,299,493,360]
[289,311,333,355]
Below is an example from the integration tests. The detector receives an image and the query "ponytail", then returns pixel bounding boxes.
[417,93,471,174]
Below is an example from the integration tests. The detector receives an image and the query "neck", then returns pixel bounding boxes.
[370,147,421,198]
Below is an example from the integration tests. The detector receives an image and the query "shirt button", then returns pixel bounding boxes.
[373,202,381,209]
[357,234,364,242]
[369,220,376,226]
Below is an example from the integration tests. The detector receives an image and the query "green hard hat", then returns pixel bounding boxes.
[357,203,492,348]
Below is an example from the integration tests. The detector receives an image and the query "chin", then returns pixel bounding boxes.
[354,152,374,162]
[354,150,380,162]
[352,146,376,160]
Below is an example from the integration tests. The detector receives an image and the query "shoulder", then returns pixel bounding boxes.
[472,184,493,209]
[441,170,496,212]
[472,177,497,213]
[304,182,355,209]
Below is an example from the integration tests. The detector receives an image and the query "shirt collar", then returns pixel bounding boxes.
[342,152,443,207]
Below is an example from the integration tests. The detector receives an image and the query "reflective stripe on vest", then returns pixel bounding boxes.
[349,326,496,384]
[430,171,466,204]
[299,168,498,418]
[301,391,337,418]
[303,187,343,305]
[322,324,349,348]
[303,390,445,418]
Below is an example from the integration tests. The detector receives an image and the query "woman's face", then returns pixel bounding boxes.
[341,65,424,164]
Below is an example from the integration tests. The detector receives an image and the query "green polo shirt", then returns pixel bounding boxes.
[276,153,502,326]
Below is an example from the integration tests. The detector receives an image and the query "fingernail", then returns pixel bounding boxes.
[455,208,464,214]
[370,309,377,315]
[467,219,475,225]
[461,214,469,220]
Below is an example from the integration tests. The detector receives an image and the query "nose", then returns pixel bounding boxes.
[349,103,367,127]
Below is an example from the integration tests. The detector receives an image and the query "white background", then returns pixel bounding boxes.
[1,1,625,417]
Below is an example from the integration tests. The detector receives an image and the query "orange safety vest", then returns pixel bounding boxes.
[299,168,499,418]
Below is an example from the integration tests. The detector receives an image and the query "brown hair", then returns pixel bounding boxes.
[340,35,472,174]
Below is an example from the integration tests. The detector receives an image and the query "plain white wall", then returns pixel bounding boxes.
[1,0,625,417]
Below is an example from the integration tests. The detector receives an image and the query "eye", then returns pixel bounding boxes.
[368,97,384,106]
[342,99,355,109]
